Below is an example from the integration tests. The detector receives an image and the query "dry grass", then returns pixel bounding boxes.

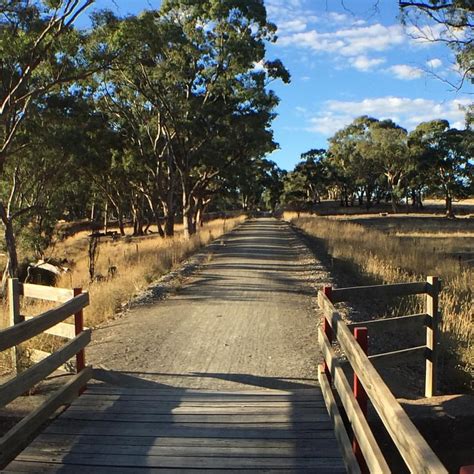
[0,216,246,374]
[285,212,473,392]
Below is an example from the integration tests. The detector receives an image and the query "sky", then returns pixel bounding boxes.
[76,0,473,170]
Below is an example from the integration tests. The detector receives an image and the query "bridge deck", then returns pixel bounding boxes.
[4,384,346,472]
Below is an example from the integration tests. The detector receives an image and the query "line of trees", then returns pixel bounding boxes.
[282,116,473,215]
[0,0,289,287]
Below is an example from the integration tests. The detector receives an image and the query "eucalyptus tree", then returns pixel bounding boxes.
[409,119,473,217]
[150,0,289,237]
[0,0,100,282]
[328,116,382,207]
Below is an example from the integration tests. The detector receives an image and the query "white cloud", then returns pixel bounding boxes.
[388,64,423,80]
[350,55,386,72]
[307,97,470,136]
[277,23,407,57]
[426,58,442,69]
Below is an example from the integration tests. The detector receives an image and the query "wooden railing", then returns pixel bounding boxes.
[0,278,92,467]
[318,277,447,474]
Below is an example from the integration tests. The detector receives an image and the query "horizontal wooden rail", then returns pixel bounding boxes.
[319,328,390,473]
[369,345,427,369]
[0,331,91,408]
[347,313,428,333]
[0,292,89,352]
[23,316,77,339]
[318,365,361,474]
[0,366,92,467]
[20,283,74,303]
[330,282,428,303]
[318,291,447,473]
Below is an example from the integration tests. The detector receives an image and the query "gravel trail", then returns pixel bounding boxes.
[88,218,330,390]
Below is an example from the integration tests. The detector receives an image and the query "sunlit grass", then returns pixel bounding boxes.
[285,212,473,392]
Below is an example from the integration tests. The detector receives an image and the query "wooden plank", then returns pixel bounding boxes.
[20,283,74,303]
[13,453,347,470]
[319,291,448,474]
[4,460,344,473]
[425,276,440,397]
[0,293,89,352]
[319,329,390,473]
[44,420,336,438]
[330,281,428,302]
[66,403,326,414]
[80,389,322,404]
[85,386,323,395]
[32,432,341,449]
[318,366,361,474]
[0,331,90,408]
[59,411,330,423]
[0,367,92,468]
[72,398,324,408]
[347,313,428,332]
[20,441,343,459]
[369,345,426,369]
[23,317,76,339]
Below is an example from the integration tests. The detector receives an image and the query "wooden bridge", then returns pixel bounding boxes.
[0,278,450,472]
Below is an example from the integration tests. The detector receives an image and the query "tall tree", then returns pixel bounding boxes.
[0,0,97,282]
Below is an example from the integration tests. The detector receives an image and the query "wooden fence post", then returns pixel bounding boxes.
[73,288,85,374]
[425,276,440,397]
[353,326,368,473]
[8,278,23,374]
[322,286,333,382]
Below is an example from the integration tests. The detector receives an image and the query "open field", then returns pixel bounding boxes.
[285,211,473,393]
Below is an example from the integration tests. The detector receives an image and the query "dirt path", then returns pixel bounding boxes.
[88,218,331,390]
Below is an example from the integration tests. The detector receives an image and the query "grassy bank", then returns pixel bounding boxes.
[285,212,473,393]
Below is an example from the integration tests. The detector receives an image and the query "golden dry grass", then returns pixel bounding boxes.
[284,212,473,391]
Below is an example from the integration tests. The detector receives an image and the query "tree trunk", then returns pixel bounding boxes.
[181,181,196,239]
[445,193,454,218]
[0,202,19,294]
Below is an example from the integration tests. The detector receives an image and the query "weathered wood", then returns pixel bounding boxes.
[425,276,440,397]
[85,386,323,396]
[0,367,92,468]
[347,313,428,333]
[13,452,346,470]
[319,328,390,473]
[44,420,335,438]
[29,349,74,373]
[330,281,428,302]
[318,365,361,474]
[20,440,342,459]
[59,411,329,423]
[369,345,427,368]
[0,331,90,408]
[6,460,345,473]
[0,293,89,352]
[66,402,325,414]
[20,283,74,303]
[23,316,76,339]
[319,291,447,473]
[33,432,341,449]
[7,278,22,374]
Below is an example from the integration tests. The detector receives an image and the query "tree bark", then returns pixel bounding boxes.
[0,201,19,294]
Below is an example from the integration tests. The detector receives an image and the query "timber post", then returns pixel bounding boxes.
[322,286,334,382]
[425,276,440,397]
[73,288,86,374]
[8,278,23,374]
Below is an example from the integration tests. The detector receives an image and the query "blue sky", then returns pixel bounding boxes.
[77,0,472,170]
